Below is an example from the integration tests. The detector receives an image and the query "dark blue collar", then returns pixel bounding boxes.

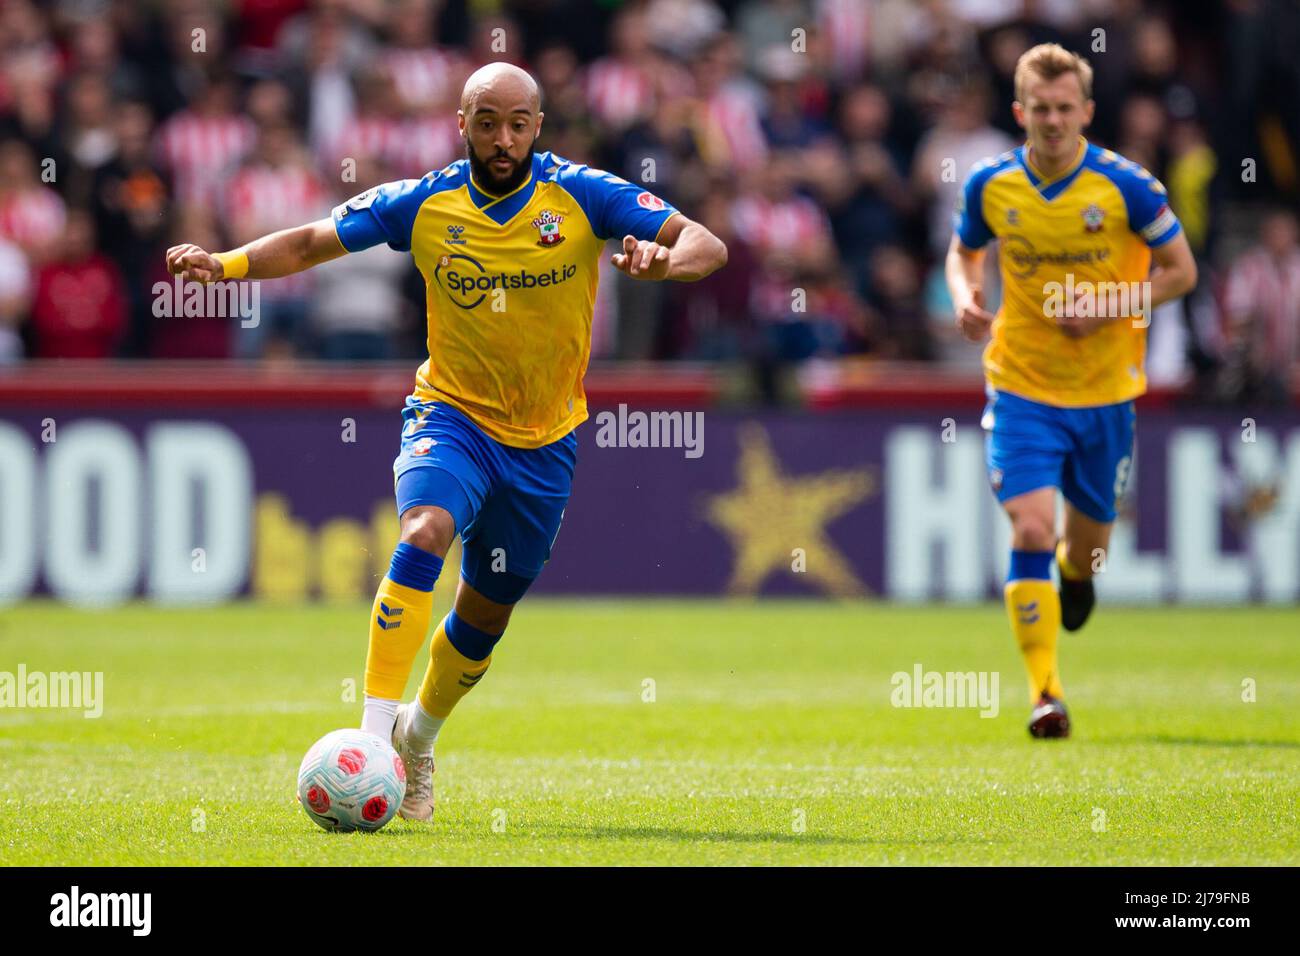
[1017,138,1088,202]
[467,159,537,225]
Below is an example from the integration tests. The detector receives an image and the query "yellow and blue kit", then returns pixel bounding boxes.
[954,137,1182,521]
[335,150,679,601]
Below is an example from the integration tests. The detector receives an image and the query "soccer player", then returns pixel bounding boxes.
[945,44,1197,738]
[167,62,728,817]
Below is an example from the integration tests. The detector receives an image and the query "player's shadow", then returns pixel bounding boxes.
[1127,734,1300,750]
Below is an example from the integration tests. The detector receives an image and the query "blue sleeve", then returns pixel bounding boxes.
[556,165,679,242]
[331,179,428,253]
[1114,163,1181,247]
[953,164,994,250]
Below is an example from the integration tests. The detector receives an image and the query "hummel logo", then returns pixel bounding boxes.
[376,602,404,630]
[1016,600,1040,625]
[457,671,485,689]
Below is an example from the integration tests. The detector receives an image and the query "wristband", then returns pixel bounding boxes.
[212,249,249,280]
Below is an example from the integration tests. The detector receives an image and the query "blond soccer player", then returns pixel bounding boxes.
[946,44,1197,737]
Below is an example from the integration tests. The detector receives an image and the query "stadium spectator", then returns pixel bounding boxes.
[150,1,234,120]
[812,0,872,86]
[308,155,413,361]
[663,189,758,361]
[0,137,65,268]
[63,12,145,102]
[148,207,233,360]
[278,0,376,154]
[0,0,60,137]
[586,7,674,132]
[736,0,811,74]
[0,235,29,363]
[732,150,835,269]
[691,32,768,173]
[756,46,834,150]
[466,11,527,69]
[28,208,127,359]
[532,42,599,163]
[644,0,727,61]
[912,79,1015,259]
[0,0,1289,391]
[225,119,330,358]
[1114,91,1165,175]
[60,70,119,180]
[1219,209,1300,405]
[90,100,172,358]
[605,92,703,209]
[232,0,311,74]
[864,244,928,361]
[809,83,910,300]
[1166,113,1223,387]
[381,0,467,115]
[155,71,255,212]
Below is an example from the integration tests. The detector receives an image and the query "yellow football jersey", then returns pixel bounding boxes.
[954,138,1182,407]
[334,151,679,447]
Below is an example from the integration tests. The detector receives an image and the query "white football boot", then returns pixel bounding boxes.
[391,703,436,822]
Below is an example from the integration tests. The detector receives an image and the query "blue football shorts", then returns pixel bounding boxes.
[392,398,577,604]
[981,387,1135,523]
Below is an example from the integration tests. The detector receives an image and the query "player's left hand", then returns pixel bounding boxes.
[1057,291,1114,338]
[612,235,670,280]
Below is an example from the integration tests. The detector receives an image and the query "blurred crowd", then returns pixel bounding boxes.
[1,0,1299,402]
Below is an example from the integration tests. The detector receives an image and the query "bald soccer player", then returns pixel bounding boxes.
[168,63,728,821]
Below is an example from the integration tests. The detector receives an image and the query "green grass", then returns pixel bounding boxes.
[1,600,1297,866]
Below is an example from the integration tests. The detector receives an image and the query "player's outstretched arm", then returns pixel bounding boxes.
[945,234,995,343]
[610,214,727,282]
[166,218,347,283]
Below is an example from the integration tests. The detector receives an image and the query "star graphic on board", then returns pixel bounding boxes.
[704,423,876,596]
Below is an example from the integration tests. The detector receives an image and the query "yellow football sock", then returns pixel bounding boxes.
[417,617,492,719]
[1056,540,1087,581]
[364,579,436,700]
[1004,578,1065,702]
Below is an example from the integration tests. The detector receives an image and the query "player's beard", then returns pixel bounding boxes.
[468,139,535,196]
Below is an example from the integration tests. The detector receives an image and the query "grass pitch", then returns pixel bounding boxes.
[1,600,1296,866]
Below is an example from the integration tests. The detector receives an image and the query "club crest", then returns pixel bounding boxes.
[1082,203,1105,233]
[532,210,566,247]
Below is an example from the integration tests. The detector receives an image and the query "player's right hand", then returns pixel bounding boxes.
[166,244,224,283]
[954,285,995,343]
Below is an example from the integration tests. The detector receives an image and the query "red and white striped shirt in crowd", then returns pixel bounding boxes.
[224,162,330,299]
[730,193,831,256]
[155,111,257,209]
[326,114,460,178]
[1224,246,1300,375]
[384,47,466,109]
[586,56,694,129]
[706,87,769,172]
[0,186,66,259]
[586,58,655,128]
[391,115,461,176]
[326,116,405,170]
[817,0,870,84]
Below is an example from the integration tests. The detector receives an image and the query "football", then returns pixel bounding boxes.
[296,729,406,833]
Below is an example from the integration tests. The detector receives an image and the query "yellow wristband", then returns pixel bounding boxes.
[213,249,249,280]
